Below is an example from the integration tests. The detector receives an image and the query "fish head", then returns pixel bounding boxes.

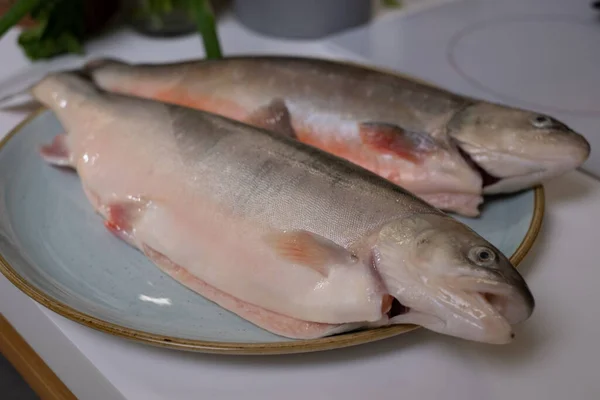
[447,102,590,194]
[372,213,534,344]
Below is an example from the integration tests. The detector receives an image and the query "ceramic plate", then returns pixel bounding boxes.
[0,109,544,355]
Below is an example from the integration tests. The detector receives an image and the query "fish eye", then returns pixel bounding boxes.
[531,115,555,129]
[468,246,497,267]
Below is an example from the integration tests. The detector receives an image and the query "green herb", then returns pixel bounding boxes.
[382,0,403,7]
[135,0,222,59]
[0,0,85,60]
[133,0,180,18]
[0,0,40,37]
[18,0,85,60]
[0,0,223,61]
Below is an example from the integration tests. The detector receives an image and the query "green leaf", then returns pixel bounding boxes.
[0,0,41,38]
[382,0,403,7]
[18,29,84,60]
[15,0,86,61]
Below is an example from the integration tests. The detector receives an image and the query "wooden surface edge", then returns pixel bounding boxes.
[0,313,77,400]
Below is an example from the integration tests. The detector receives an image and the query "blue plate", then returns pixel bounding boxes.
[0,109,544,354]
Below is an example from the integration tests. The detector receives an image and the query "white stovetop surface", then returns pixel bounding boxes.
[1,2,599,399]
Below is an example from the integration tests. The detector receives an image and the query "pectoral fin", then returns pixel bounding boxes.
[40,133,72,167]
[264,230,357,276]
[246,99,297,138]
[103,199,149,246]
[359,122,437,163]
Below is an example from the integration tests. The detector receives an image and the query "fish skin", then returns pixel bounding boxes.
[32,72,535,344]
[84,57,484,217]
[84,56,590,211]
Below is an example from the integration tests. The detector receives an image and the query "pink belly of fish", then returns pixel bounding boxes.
[142,243,350,340]
[63,128,386,338]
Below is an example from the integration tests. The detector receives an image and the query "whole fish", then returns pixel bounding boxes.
[32,72,534,344]
[84,56,590,214]
[83,57,483,217]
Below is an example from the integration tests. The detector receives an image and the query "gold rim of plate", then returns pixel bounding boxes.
[0,108,545,355]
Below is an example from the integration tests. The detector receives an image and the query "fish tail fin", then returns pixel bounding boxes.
[0,60,91,110]
[0,57,130,110]
[40,133,73,168]
[84,58,175,102]
[31,71,101,110]
[82,57,128,73]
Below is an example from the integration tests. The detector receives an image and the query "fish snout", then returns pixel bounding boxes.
[420,284,526,344]
[478,134,590,194]
[525,130,591,185]
[565,131,591,166]
[456,272,535,324]
[384,286,519,344]
[539,126,592,169]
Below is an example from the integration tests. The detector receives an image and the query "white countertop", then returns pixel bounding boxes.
[1,2,600,399]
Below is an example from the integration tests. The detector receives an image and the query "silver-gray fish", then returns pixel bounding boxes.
[83,56,590,216]
[32,71,534,343]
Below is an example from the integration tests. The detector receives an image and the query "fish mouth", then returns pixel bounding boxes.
[456,145,549,194]
[455,138,589,194]
[455,277,534,324]
[383,281,529,344]
[456,146,503,189]
[385,296,410,319]
[384,290,514,321]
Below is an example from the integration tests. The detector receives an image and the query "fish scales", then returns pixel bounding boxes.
[168,104,433,246]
